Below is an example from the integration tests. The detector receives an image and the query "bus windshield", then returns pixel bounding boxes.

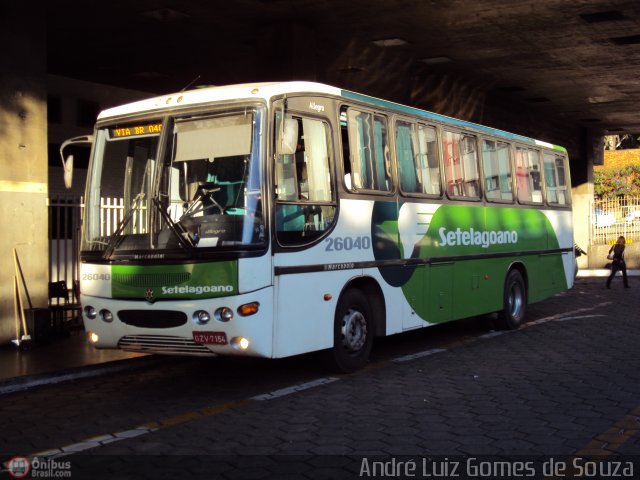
[81,107,265,259]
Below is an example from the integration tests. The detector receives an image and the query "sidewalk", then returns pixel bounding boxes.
[0,270,635,394]
[576,268,640,277]
[0,332,153,395]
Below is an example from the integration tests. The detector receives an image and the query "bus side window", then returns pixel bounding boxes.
[275,114,336,246]
[344,108,392,192]
[543,152,569,206]
[417,124,441,196]
[482,139,513,202]
[396,121,418,193]
[443,130,480,200]
[395,121,440,196]
[515,146,543,204]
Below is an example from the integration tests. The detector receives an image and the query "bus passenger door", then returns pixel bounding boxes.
[272,106,339,357]
[427,262,453,323]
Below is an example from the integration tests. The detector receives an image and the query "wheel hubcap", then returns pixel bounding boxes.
[341,308,367,353]
[508,283,524,319]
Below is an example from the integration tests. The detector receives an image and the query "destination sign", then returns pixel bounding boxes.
[110,123,162,138]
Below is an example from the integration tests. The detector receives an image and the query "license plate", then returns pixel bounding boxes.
[193,331,228,345]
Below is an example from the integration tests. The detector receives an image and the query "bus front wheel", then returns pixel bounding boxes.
[326,289,374,373]
[497,269,527,330]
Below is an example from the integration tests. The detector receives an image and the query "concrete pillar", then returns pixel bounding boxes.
[0,5,48,344]
[572,128,601,270]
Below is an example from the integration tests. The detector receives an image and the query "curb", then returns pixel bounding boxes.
[0,355,167,396]
[577,269,640,278]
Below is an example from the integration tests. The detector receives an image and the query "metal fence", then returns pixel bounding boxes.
[48,195,640,288]
[48,196,125,304]
[590,197,640,246]
[48,196,82,304]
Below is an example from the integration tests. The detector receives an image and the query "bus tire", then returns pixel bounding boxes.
[497,269,527,330]
[326,288,374,373]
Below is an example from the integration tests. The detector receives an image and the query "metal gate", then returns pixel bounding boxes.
[590,197,640,246]
[48,196,125,304]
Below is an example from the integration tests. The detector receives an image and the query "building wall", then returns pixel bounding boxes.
[0,6,150,344]
[0,6,48,343]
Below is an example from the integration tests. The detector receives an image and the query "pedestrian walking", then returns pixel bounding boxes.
[606,235,630,289]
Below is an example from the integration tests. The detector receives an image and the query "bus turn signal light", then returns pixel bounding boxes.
[237,302,260,316]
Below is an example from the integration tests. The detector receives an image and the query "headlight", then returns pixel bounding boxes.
[214,307,234,322]
[193,310,211,325]
[84,306,97,319]
[99,309,113,323]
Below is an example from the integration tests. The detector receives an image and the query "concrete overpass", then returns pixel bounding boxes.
[1,1,639,341]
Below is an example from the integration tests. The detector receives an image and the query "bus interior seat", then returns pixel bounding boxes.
[276,204,305,232]
[207,157,245,209]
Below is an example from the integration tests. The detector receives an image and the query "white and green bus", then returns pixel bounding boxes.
[67,81,574,372]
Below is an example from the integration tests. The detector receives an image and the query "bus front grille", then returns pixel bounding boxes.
[118,335,215,355]
[112,272,191,287]
[118,310,187,328]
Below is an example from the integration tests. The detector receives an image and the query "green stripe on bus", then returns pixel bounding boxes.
[393,204,567,322]
[111,261,238,300]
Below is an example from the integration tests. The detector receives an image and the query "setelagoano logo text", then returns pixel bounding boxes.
[161,285,234,295]
[438,227,518,249]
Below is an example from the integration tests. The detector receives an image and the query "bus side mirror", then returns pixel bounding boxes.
[60,135,94,189]
[277,118,298,156]
[63,155,74,189]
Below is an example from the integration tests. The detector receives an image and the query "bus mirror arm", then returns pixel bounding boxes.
[60,135,94,189]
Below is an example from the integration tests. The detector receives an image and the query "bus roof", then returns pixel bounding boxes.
[97,82,341,120]
[98,81,567,153]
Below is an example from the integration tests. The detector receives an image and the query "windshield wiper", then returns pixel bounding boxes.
[102,192,146,260]
[152,197,196,251]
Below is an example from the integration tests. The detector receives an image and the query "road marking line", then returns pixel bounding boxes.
[478,331,510,339]
[393,348,447,363]
[554,314,606,322]
[543,406,640,478]
[251,377,339,401]
[525,303,611,328]
[574,405,640,457]
[21,378,339,460]
[390,304,611,366]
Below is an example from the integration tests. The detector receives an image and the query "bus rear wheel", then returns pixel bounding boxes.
[497,269,527,330]
[326,288,374,373]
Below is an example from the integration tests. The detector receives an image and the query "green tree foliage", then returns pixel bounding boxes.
[594,164,640,199]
